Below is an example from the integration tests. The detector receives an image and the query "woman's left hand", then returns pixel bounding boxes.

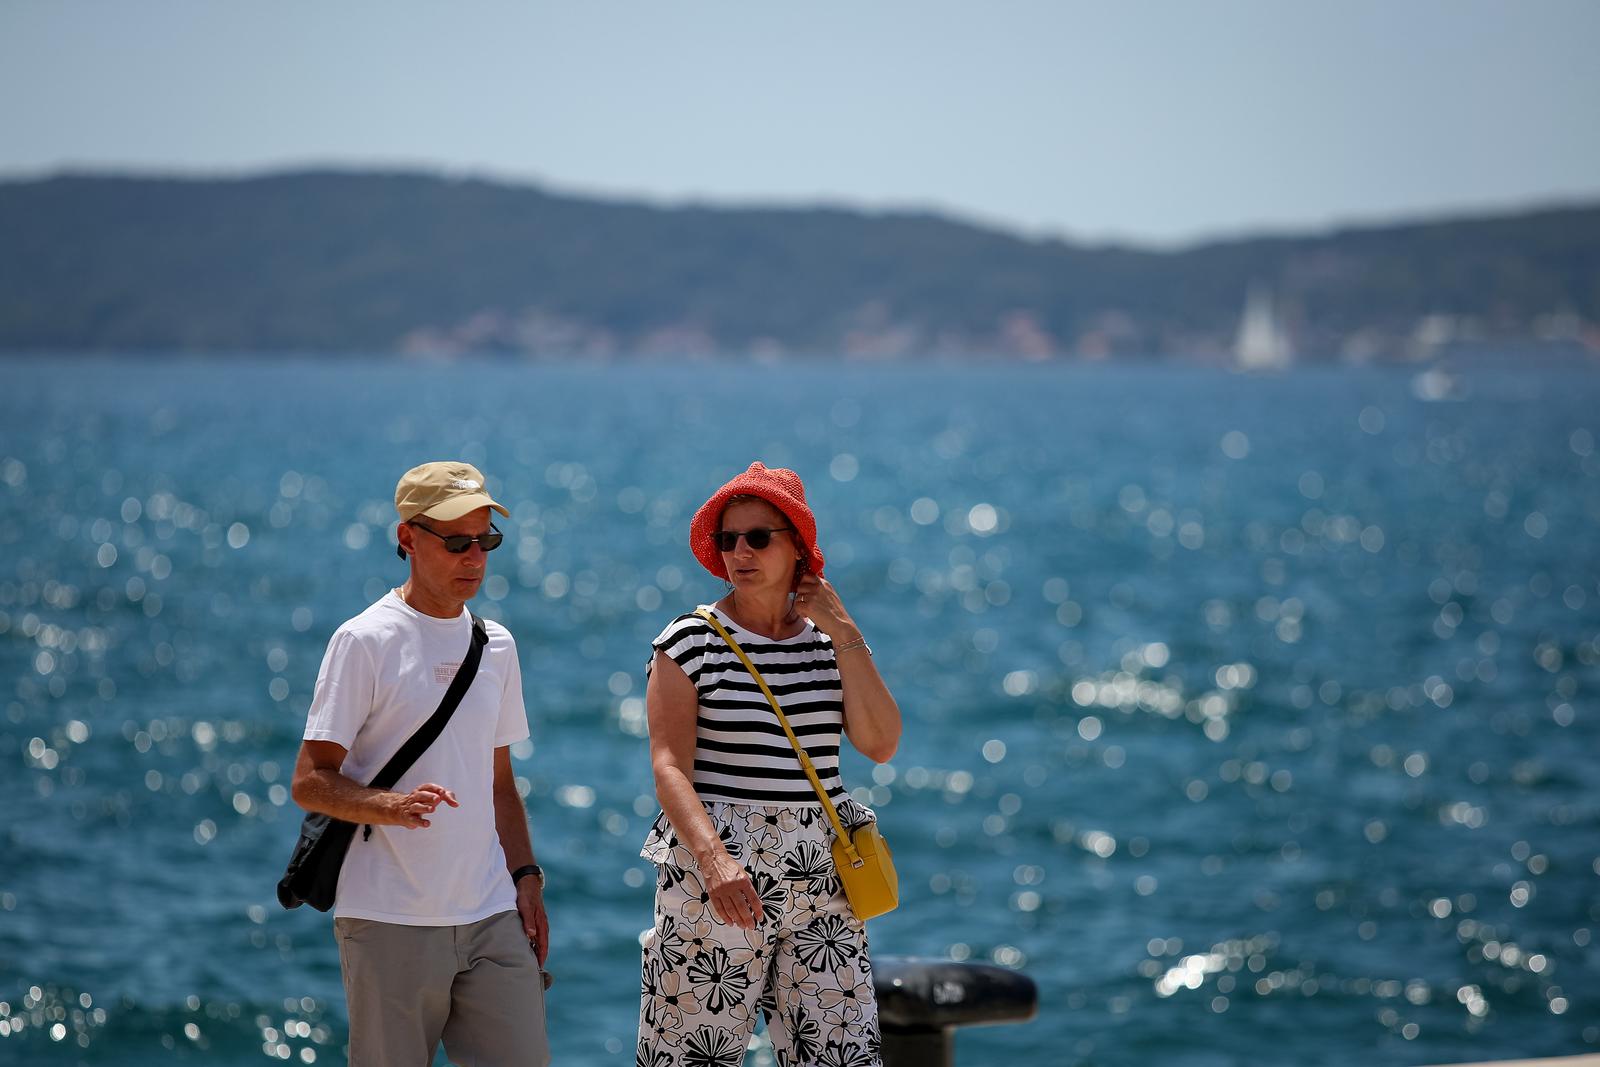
[796,571,900,761]
[793,574,855,639]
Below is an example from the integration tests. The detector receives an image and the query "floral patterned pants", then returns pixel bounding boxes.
[637,803,882,1067]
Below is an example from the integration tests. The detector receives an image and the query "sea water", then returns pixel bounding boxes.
[1,356,1596,1065]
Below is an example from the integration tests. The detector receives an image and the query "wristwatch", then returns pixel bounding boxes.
[511,863,545,889]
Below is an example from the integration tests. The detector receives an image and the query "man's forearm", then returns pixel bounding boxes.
[493,783,536,870]
[293,768,402,825]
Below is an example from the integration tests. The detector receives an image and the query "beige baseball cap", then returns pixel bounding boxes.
[394,461,509,522]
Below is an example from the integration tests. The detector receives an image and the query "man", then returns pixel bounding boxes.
[290,461,550,1067]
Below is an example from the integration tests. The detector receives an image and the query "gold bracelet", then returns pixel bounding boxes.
[834,636,871,656]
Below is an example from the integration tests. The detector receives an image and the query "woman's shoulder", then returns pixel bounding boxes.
[651,607,718,649]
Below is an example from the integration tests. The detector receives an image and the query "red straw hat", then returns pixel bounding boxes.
[690,462,826,580]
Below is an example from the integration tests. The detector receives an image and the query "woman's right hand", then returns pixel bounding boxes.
[699,847,763,929]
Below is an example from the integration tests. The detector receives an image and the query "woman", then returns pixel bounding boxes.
[638,462,902,1067]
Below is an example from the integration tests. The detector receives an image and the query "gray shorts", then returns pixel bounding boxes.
[334,909,550,1067]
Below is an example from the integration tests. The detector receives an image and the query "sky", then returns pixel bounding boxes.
[2,0,1597,247]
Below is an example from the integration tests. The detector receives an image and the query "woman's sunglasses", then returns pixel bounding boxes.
[409,520,504,553]
[714,527,793,552]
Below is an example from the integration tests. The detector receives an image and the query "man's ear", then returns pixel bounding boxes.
[396,522,414,560]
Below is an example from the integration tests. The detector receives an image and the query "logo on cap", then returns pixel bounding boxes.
[449,479,481,491]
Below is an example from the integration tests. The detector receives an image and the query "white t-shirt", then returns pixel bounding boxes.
[303,590,530,925]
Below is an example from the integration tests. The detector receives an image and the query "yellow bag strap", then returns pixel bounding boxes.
[695,608,862,867]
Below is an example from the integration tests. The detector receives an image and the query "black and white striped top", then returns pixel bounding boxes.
[649,606,854,809]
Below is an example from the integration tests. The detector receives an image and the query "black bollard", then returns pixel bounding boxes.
[872,955,1038,1067]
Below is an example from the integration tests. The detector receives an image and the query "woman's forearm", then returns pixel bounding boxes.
[838,644,901,762]
[654,760,727,864]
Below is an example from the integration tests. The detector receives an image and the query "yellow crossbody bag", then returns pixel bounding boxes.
[696,609,899,920]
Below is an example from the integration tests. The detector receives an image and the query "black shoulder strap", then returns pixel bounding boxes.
[369,613,490,792]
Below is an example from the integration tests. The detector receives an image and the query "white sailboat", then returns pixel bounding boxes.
[1233,284,1293,371]
[1410,365,1466,402]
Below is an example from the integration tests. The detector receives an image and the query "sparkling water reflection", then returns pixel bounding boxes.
[1,356,1597,1065]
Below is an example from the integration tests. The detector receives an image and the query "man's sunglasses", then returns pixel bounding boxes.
[407,520,504,554]
[714,527,792,552]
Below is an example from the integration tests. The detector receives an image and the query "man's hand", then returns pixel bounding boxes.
[387,782,458,828]
[517,879,550,967]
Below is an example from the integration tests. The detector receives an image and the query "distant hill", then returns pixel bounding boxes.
[1,170,1596,361]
